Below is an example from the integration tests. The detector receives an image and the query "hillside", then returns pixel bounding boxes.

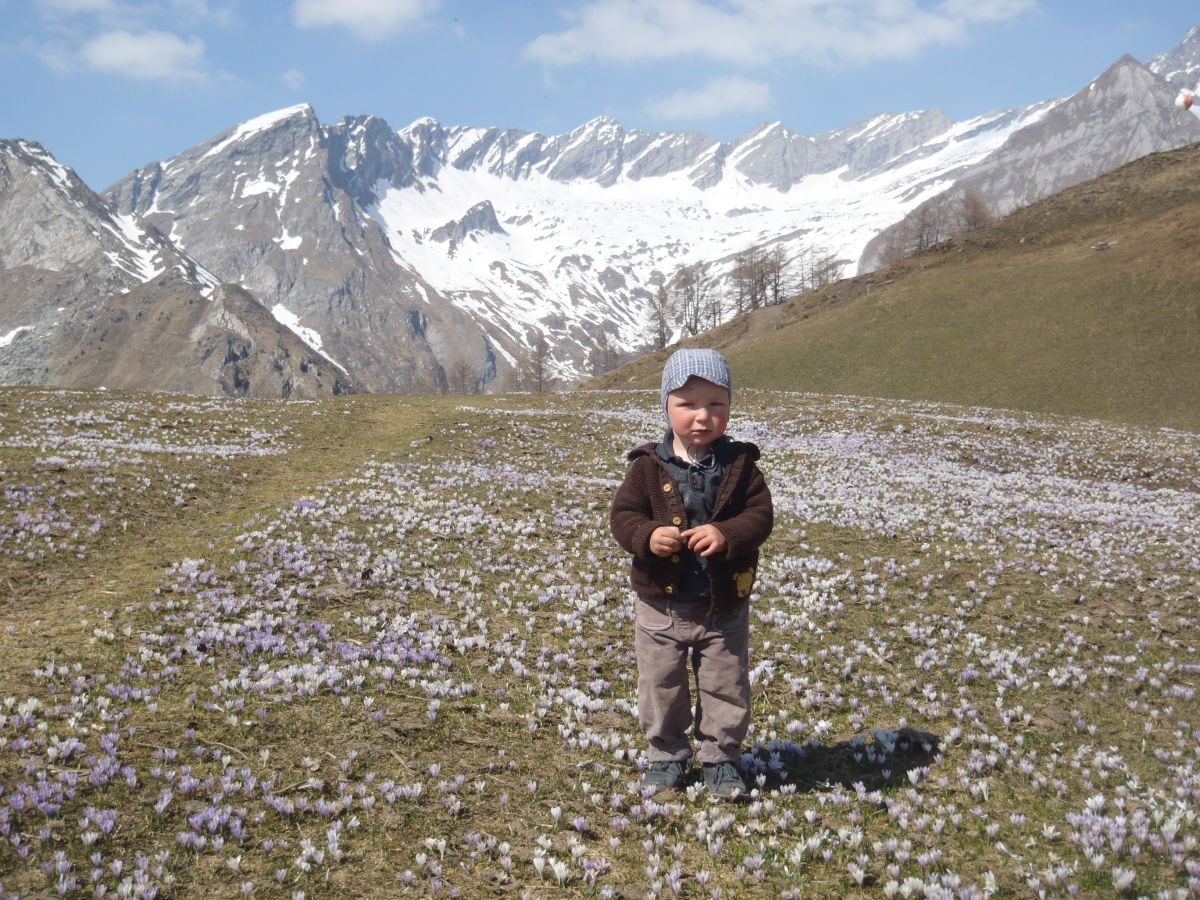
[589,143,1200,432]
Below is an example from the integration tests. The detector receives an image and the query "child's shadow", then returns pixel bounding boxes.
[749,726,941,793]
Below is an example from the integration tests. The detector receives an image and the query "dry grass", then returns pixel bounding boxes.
[2,385,1199,898]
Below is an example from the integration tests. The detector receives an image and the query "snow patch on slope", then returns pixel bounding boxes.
[1,326,34,348]
[271,304,345,371]
[104,213,163,282]
[366,102,1046,350]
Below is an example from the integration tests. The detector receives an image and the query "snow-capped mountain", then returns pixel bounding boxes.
[0,139,358,397]
[861,51,1200,267]
[6,27,1200,395]
[105,107,495,394]
[1149,25,1200,90]
[101,33,1200,392]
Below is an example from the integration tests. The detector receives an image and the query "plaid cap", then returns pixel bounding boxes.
[661,348,732,416]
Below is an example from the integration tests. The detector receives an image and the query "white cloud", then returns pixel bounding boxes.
[34,0,119,13]
[525,0,1036,68]
[80,29,210,83]
[292,0,439,42]
[281,68,306,90]
[29,1,237,83]
[168,0,237,27]
[939,0,1040,24]
[29,39,77,75]
[645,75,772,120]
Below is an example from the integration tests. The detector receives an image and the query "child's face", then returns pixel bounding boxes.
[666,376,730,452]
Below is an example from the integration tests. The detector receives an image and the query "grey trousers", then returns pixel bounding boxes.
[634,597,751,766]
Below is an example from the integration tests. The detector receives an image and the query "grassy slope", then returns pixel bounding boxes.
[590,145,1200,432]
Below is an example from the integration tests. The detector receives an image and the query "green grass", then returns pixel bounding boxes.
[2,385,1199,897]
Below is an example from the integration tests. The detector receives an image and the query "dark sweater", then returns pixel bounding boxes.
[610,437,773,615]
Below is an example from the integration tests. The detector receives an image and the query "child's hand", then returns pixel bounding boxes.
[680,524,727,558]
[649,525,685,557]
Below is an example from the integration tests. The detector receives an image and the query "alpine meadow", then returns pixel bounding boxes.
[1,376,1198,897]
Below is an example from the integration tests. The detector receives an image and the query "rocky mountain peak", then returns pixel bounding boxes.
[193,104,318,168]
[1149,25,1200,90]
[0,138,356,397]
[430,200,506,250]
[859,51,1200,269]
[329,114,419,202]
[2,139,177,283]
[398,116,450,178]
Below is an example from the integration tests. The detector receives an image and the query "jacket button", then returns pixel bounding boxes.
[670,554,680,563]
[662,483,672,492]
[672,516,682,526]
[664,585,674,595]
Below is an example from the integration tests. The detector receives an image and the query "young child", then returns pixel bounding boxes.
[611,348,773,798]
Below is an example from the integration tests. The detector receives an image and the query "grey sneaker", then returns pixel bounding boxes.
[703,761,747,799]
[643,760,686,792]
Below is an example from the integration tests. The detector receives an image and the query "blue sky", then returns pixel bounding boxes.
[2,1,1197,191]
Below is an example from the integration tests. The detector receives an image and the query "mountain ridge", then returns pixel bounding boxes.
[3,26,1200,398]
[587,142,1200,432]
[0,138,360,398]
[100,45,1198,391]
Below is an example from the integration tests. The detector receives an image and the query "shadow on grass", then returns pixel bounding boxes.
[748,726,942,794]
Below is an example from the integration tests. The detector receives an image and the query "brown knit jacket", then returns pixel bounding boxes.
[610,439,773,614]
